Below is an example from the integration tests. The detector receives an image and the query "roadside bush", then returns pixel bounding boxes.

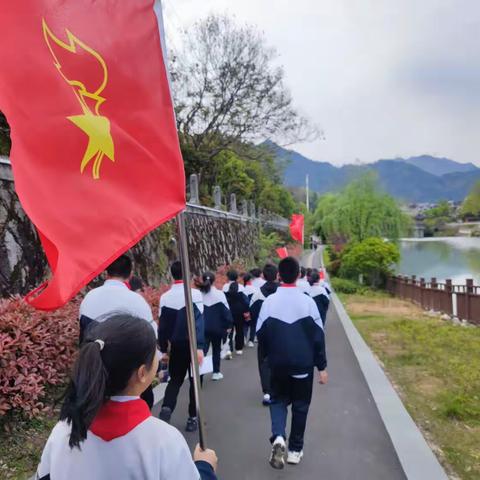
[0,297,80,419]
[340,237,400,287]
[331,278,366,294]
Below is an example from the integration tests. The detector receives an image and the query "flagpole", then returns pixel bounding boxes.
[176,211,207,450]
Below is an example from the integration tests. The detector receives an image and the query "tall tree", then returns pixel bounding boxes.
[314,172,410,242]
[461,181,480,218]
[169,14,317,174]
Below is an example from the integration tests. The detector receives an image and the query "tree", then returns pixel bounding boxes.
[215,151,254,200]
[340,237,400,287]
[423,200,452,236]
[170,14,317,171]
[461,181,480,219]
[313,173,410,243]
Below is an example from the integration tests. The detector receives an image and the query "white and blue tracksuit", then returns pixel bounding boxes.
[79,279,156,344]
[222,282,250,351]
[309,283,330,326]
[296,277,311,295]
[36,397,216,480]
[158,283,204,419]
[249,281,279,395]
[202,287,233,373]
[79,279,157,408]
[256,285,327,452]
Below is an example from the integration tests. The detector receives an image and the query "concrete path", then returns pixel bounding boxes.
[162,252,407,479]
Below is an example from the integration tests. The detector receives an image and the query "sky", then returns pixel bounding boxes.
[162,0,480,166]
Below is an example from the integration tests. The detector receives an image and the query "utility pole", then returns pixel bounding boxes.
[306,174,310,212]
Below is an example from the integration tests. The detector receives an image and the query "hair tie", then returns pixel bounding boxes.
[94,339,105,351]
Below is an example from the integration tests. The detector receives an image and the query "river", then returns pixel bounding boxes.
[397,237,480,285]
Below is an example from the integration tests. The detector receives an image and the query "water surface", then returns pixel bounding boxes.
[397,237,480,285]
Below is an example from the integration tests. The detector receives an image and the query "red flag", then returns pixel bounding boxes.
[289,214,305,244]
[0,1,185,310]
[276,247,289,259]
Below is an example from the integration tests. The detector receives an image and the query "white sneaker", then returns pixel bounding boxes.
[211,372,224,381]
[225,351,233,360]
[247,341,255,348]
[236,350,243,355]
[269,436,286,469]
[287,450,304,465]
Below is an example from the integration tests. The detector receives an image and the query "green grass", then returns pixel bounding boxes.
[344,293,480,480]
[0,392,61,480]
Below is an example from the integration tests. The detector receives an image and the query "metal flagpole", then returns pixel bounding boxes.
[176,211,207,450]
[306,174,310,212]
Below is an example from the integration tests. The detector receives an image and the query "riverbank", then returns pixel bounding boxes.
[342,291,480,480]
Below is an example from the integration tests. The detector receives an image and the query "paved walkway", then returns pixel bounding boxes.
[159,251,407,479]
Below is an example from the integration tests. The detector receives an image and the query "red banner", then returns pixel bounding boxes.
[289,214,305,244]
[276,247,289,259]
[0,1,185,310]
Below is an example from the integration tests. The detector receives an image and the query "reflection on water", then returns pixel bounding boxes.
[397,237,480,285]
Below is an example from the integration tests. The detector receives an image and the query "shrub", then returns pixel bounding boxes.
[0,297,80,419]
[331,277,365,294]
[340,237,400,287]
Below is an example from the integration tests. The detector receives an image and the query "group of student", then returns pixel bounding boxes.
[35,253,332,479]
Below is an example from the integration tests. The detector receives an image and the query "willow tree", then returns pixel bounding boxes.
[314,172,410,243]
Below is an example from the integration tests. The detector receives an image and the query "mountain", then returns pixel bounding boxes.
[401,155,478,176]
[266,142,480,202]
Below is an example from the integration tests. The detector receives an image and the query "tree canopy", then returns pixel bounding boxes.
[461,181,480,219]
[340,237,400,287]
[313,173,410,243]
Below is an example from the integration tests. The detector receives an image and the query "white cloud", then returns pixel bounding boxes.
[164,0,480,165]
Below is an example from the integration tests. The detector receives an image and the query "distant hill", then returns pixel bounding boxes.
[401,155,478,176]
[266,142,480,202]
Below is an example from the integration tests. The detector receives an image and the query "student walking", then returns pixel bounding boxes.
[197,271,233,381]
[223,270,250,355]
[158,261,205,433]
[78,254,157,408]
[296,266,311,295]
[308,269,330,326]
[249,263,280,406]
[36,314,218,480]
[242,273,257,347]
[250,267,266,289]
[257,257,328,469]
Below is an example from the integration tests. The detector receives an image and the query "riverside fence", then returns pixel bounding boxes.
[386,275,480,326]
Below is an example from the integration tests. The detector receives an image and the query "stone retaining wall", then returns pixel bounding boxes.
[0,161,262,296]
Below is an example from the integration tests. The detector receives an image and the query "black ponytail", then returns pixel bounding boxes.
[196,271,215,294]
[227,269,239,293]
[60,314,157,449]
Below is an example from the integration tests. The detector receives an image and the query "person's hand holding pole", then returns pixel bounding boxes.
[194,444,218,472]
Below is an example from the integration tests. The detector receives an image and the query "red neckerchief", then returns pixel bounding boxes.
[90,399,150,441]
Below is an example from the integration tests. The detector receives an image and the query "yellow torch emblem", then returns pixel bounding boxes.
[42,19,115,180]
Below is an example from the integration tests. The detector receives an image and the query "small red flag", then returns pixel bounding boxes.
[0,1,185,310]
[289,214,305,244]
[276,247,289,259]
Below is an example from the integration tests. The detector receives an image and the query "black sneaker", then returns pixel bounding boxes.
[159,406,172,424]
[185,417,198,432]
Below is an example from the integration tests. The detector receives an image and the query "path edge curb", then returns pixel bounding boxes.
[331,293,449,480]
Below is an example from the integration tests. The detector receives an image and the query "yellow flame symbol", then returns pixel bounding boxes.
[42,19,115,180]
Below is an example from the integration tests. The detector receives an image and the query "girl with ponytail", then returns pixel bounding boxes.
[36,314,218,480]
[223,270,250,355]
[198,272,233,380]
